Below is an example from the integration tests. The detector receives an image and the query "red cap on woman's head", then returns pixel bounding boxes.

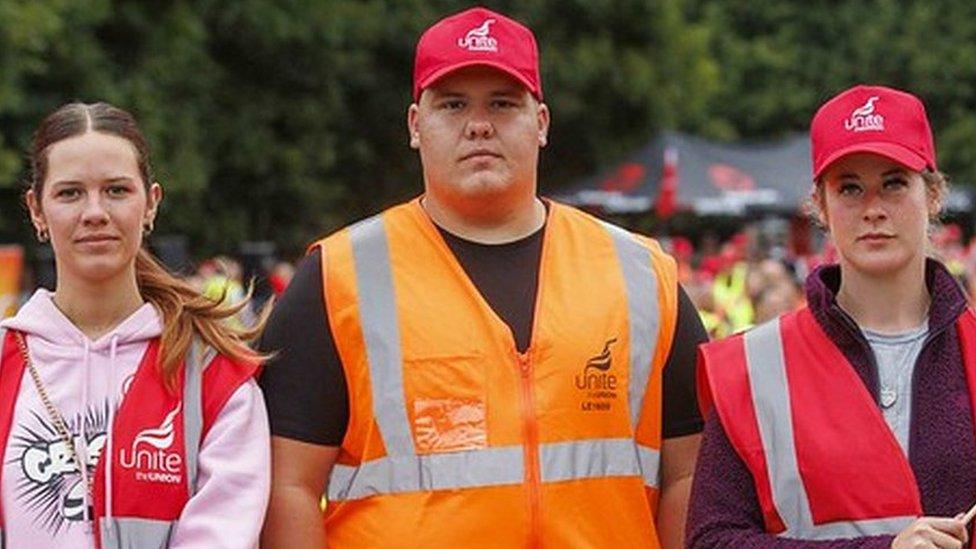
[810,85,936,179]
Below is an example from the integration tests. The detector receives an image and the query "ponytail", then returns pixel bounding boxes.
[135,249,271,389]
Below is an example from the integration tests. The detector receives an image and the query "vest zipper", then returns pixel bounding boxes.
[517,351,542,548]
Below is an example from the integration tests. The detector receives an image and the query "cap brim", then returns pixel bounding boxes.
[815,141,928,179]
[416,60,541,100]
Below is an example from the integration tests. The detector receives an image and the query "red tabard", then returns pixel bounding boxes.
[0,330,258,548]
[698,308,976,534]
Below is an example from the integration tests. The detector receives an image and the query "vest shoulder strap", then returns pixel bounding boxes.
[697,329,748,418]
[183,337,211,494]
[195,337,260,441]
[955,307,976,356]
[187,337,217,373]
[0,327,26,535]
[955,308,976,433]
[697,315,791,533]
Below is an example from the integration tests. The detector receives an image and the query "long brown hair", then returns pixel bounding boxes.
[28,102,270,386]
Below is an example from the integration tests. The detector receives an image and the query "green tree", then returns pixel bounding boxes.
[691,0,976,183]
[4,0,974,259]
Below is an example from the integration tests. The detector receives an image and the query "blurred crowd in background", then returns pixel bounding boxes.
[4,219,976,337]
[0,246,295,327]
[667,222,976,339]
[188,255,295,329]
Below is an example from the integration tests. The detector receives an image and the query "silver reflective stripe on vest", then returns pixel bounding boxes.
[329,216,664,501]
[329,439,657,501]
[100,517,173,548]
[540,438,641,482]
[744,319,915,538]
[600,222,659,430]
[183,339,213,494]
[349,215,415,456]
[636,443,661,489]
[601,222,661,489]
[328,445,524,501]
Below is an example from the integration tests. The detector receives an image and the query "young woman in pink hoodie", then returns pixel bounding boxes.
[0,102,270,548]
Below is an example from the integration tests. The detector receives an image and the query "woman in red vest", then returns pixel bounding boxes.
[0,102,270,548]
[689,85,976,548]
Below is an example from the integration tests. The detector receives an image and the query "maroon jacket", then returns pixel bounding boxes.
[687,260,975,548]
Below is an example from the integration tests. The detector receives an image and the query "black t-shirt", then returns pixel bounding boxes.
[259,226,707,445]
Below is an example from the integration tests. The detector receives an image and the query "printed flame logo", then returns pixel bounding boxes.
[464,19,495,41]
[851,96,880,117]
[131,402,181,451]
[585,338,618,372]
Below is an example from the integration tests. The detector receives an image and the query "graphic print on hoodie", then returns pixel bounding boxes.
[1,289,159,546]
[10,399,113,533]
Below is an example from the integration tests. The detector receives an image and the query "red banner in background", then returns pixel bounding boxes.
[0,245,24,318]
[655,147,679,219]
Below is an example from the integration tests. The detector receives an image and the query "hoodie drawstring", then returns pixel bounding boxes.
[78,338,93,529]
[3,291,164,546]
[105,334,119,535]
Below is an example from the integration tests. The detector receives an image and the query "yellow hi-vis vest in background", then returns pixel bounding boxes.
[712,261,754,333]
[314,198,678,548]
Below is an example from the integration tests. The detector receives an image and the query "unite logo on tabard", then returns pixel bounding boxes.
[575,338,619,412]
[457,18,498,52]
[845,96,885,132]
[118,402,184,484]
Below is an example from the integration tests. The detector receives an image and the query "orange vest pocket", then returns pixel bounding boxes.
[414,398,487,453]
[404,355,488,453]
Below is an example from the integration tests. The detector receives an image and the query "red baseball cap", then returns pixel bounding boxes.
[413,7,542,101]
[810,85,937,179]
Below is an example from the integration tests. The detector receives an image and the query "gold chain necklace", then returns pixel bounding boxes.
[15,332,95,506]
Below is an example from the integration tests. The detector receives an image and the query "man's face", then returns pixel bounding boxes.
[408,65,549,205]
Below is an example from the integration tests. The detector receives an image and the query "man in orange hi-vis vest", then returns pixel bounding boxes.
[259,6,707,548]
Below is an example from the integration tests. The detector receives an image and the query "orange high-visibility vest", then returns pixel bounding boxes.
[314,199,678,548]
[698,307,976,539]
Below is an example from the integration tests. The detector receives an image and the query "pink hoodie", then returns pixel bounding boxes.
[0,289,269,548]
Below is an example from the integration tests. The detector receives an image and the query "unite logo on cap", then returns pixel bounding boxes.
[844,96,885,132]
[457,18,498,52]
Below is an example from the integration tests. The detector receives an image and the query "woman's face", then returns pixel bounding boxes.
[27,131,161,286]
[819,152,935,280]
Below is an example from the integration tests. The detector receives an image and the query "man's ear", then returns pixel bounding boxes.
[537,102,550,148]
[408,103,421,150]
